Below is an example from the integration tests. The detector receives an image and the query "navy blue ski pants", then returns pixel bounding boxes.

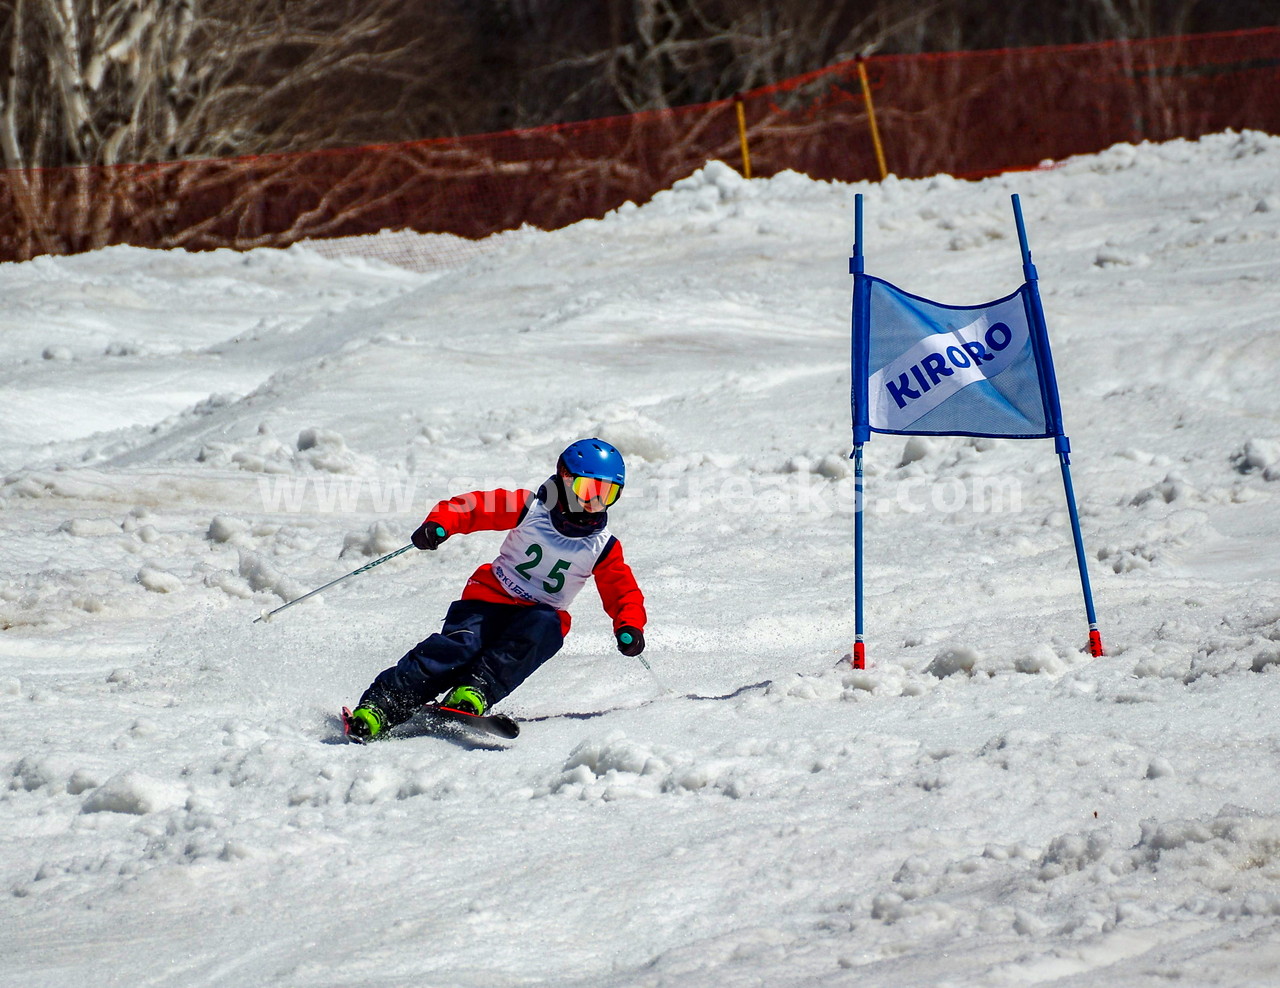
[360,599,564,726]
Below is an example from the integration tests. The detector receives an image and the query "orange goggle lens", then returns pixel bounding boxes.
[570,476,622,508]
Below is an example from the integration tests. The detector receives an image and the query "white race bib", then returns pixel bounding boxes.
[491,498,613,608]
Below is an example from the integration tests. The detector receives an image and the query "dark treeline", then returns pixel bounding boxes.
[1,0,1276,169]
[446,0,1278,132]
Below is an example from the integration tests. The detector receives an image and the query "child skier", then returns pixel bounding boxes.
[344,438,647,740]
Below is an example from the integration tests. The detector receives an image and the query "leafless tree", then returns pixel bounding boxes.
[499,0,893,122]
[5,0,1268,169]
[0,0,454,171]
[466,0,1271,131]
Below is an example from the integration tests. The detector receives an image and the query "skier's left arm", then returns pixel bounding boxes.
[593,538,647,655]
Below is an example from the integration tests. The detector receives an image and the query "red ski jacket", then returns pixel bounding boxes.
[423,487,646,638]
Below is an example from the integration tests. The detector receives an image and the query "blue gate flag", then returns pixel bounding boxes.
[859,277,1057,439]
[847,193,1103,670]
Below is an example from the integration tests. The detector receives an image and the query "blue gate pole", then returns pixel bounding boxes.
[850,193,871,668]
[853,443,866,668]
[1056,449,1102,655]
[1012,195,1104,656]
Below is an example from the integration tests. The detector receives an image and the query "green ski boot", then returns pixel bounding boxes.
[343,703,388,742]
[441,684,488,716]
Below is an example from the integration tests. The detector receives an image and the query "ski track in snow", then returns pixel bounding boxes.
[3,135,1280,986]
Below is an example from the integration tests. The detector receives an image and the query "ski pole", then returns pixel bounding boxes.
[253,543,414,624]
[619,633,674,695]
[636,655,674,695]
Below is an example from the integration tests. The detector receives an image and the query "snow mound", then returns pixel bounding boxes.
[80,771,188,815]
[547,732,757,800]
[198,425,377,475]
[341,521,404,558]
[1233,438,1280,481]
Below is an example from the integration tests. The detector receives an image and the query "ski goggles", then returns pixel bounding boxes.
[569,475,622,509]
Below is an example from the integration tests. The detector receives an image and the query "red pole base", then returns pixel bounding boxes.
[1087,629,1104,657]
[852,641,866,670]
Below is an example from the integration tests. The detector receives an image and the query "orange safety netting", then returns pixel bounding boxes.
[1,28,1277,266]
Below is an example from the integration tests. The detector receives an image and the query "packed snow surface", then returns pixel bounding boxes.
[3,132,1280,987]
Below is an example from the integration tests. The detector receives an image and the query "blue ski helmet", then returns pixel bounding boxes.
[559,438,625,484]
[557,438,625,510]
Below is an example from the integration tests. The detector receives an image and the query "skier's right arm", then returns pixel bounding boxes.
[412,488,532,549]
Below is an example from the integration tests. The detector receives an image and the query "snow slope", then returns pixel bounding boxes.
[3,131,1280,987]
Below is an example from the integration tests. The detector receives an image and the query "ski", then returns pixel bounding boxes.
[425,703,520,740]
[341,704,519,743]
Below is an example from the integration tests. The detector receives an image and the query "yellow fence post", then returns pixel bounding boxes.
[734,93,752,179]
[856,58,888,180]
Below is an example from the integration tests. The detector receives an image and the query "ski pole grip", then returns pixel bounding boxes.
[412,523,448,550]
[619,631,634,645]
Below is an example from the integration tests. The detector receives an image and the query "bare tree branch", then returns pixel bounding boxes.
[0,0,432,170]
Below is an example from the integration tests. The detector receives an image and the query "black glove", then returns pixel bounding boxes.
[616,626,645,656]
[412,522,447,550]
